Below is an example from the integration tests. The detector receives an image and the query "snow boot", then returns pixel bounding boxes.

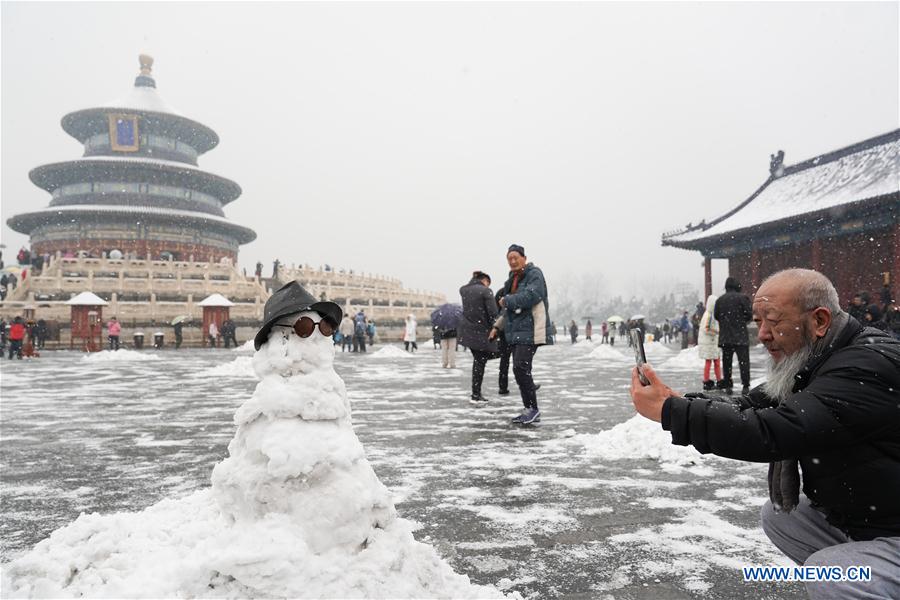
[498,389,510,396]
[741,385,751,395]
[702,380,715,391]
[470,393,489,404]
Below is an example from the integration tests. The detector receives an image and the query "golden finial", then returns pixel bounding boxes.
[139,54,154,76]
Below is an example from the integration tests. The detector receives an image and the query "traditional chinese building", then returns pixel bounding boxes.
[662,130,899,304]
[7,55,255,263]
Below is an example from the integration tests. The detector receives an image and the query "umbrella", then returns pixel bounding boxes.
[606,315,624,323]
[430,303,463,330]
[630,314,646,321]
[171,315,189,325]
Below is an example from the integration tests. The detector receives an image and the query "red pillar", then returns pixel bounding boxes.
[703,255,712,299]
[751,248,761,291]
[893,222,900,301]
[811,238,822,272]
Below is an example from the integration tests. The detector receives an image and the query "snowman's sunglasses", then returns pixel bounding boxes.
[277,316,335,338]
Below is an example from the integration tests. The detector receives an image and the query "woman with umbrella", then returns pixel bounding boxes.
[607,315,624,345]
[171,315,187,349]
[431,303,462,368]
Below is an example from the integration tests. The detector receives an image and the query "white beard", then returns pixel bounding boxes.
[762,340,814,402]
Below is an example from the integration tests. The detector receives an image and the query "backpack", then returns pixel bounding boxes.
[354,321,365,335]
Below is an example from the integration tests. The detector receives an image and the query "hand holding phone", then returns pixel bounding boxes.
[630,329,650,386]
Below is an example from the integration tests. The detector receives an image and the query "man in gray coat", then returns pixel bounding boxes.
[458,271,499,403]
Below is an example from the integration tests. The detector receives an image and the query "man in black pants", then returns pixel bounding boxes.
[495,288,512,395]
[714,276,753,395]
[490,245,553,424]
[458,271,499,403]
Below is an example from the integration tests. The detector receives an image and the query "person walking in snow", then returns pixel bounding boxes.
[439,326,457,368]
[7,316,25,360]
[352,310,367,353]
[691,302,704,346]
[106,316,121,351]
[585,319,593,341]
[490,244,552,424]
[678,311,690,349]
[601,321,609,344]
[0,317,7,353]
[173,320,184,349]
[207,320,219,348]
[697,295,723,390]
[221,318,238,348]
[403,314,418,352]
[35,318,47,349]
[339,313,355,352]
[714,277,753,395]
[568,320,578,344]
[459,271,499,402]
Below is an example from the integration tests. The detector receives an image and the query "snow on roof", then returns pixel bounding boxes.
[198,293,234,307]
[11,204,257,243]
[102,85,181,116]
[66,291,109,306]
[66,155,201,171]
[664,131,899,246]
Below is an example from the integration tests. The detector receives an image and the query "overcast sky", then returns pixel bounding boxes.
[2,2,897,302]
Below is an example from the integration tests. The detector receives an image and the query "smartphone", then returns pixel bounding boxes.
[630,329,650,386]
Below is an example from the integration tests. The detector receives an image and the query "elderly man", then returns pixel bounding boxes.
[490,244,553,424]
[630,269,900,599]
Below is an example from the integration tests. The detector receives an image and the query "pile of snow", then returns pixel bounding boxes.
[197,356,258,380]
[658,346,704,371]
[641,341,673,361]
[568,415,709,467]
[3,311,506,599]
[369,345,414,359]
[81,349,160,363]
[587,345,630,364]
[572,339,596,348]
[231,339,256,354]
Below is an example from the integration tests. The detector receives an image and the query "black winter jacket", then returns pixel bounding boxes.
[662,318,900,541]
[458,278,499,353]
[714,291,753,346]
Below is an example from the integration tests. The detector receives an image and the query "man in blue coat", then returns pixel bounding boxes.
[490,244,553,424]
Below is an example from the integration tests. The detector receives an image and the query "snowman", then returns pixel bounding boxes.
[210,281,395,556]
[2,281,508,599]
[207,281,508,597]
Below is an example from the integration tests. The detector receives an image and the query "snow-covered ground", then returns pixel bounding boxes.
[0,340,800,598]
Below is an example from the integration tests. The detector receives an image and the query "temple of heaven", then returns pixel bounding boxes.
[7,55,256,263]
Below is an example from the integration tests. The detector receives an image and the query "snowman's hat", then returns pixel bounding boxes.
[254,281,343,350]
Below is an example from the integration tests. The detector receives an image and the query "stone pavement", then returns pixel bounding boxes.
[0,341,806,598]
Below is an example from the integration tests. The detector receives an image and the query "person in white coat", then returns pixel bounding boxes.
[698,294,722,390]
[208,320,219,348]
[403,314,418,352]
[338,313,355,352]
